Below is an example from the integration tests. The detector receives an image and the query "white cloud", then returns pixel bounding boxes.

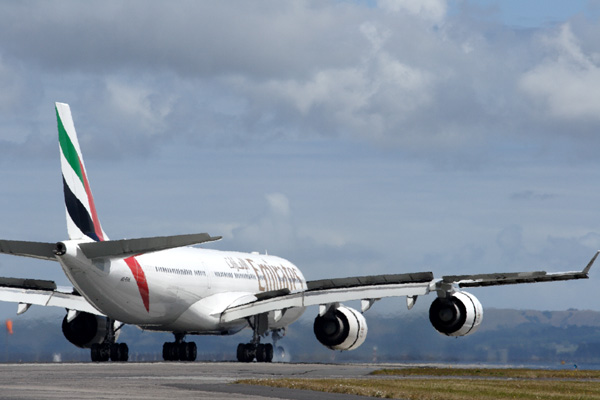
[228,18,435,143]
[378,0,447,23]
[520,23,600,121]
[106,78,172,134]
[265,193,291,217]
[231,193,296,253]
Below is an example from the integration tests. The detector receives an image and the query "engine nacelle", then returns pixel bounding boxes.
[429,291,483,337]
[313,306,367,351]
[61,312,108,348]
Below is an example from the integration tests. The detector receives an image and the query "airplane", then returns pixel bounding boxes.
[0,102,596,362]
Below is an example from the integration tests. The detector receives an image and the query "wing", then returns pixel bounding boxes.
[0,277,102,316]
[218,252,598,323]
[442,250,598,288]
[219,272,434,323]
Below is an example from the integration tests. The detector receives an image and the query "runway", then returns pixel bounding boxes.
[0,362,386,399]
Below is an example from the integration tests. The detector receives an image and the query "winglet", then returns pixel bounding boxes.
[582,250,600,275]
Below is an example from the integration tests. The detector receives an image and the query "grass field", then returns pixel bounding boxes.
[237,367,600,399]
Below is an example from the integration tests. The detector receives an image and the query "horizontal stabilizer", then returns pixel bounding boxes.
[0,240,57,261]
[78,233,222,259]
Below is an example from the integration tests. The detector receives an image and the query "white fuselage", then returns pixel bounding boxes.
[56,241,307,334]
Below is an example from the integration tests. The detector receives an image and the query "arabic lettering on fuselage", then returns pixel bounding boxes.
[224,256,303,292]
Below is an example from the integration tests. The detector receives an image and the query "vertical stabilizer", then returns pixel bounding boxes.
[56,102,107,241]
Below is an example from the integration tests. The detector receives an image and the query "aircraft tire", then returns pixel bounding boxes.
[236,343,245,362]
[118,343,129,362]
[236,343,254,362]
[256,344,266,362]
[185,342,197,362]
[163,342,173,361]
[264,343,274,363]
[178,343,189,361]
[246,344,256,362]
[110,343,120,361]
[98,344,110,362]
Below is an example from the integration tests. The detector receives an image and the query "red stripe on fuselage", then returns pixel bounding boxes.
[124,256,150,313]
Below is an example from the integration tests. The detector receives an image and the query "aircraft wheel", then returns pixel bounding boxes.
[99,344,110,362]
[163,342,173,361]
[178,343,189,361]
[171,343,180,361]
[256,344,266,362]
[246,344,256,362]
[236,343,255,362]
[110,343,121,361]
[264,343,274,363]
[118,343,129,362]
[185,342,197,362]
[236,343,245,362]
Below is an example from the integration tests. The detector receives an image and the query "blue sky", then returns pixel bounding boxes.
[1,0,600,322]
[457,0,600,27]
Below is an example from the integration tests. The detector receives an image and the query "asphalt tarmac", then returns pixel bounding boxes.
[0,362,389,399]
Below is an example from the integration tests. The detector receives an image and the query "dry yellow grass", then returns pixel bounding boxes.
[372,367,600,379]
[238,367,600,399]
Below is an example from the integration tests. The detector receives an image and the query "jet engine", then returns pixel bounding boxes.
[313,306,367,351]
[61,312,109,348]
[429,291,483,337]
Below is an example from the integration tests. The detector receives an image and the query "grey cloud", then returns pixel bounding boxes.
[0,1,366,79]
[520,24,600,122]
[0,1,599,167]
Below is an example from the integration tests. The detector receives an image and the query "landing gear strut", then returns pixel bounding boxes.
[163,333,197,361]
[236,315,275,363]
[90,318,128,362]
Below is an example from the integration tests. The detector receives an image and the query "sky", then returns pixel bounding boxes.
[1,0,600,322]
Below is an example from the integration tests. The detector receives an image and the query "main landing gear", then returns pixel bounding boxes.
[163,333,197,361]
[236,316,282,363]
[237,342,273,363]
[91,319,128,362]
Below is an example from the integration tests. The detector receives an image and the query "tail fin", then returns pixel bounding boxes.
[56,102,107,242]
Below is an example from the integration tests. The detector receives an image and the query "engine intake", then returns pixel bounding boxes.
[429,291,483,337]
[313,306,367,351]
[61,312,108,348]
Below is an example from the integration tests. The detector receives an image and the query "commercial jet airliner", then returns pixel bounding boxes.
[0,102,595,362]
